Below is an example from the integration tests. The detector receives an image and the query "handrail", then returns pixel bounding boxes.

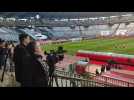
[93,74,133,87]
[55,69,134,87]
[52,73,116,87]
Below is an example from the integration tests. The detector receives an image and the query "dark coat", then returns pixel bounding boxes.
[14,44,49,87]
[22,53,49,87]
[0,47,7,67]
[13,44,28,83]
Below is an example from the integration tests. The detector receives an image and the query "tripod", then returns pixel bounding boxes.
[48,71,59,87]
[1,50,14,82]
[1,52,8,82]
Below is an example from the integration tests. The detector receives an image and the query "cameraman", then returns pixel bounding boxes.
[46,50,58,87]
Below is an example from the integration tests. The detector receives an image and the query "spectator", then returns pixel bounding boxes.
[0,40,7,70]
[26,41,49,87]
[6,42,15,72]
[101,65,105,73]
[13,33,31,86]
[96,69,100,75]
[4,42,11,71]
[106,65,111,71]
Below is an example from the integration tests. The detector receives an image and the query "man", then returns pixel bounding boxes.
[0,40,6,70]
[46,50,58,87]
[96,69,100,75]
[13,33,31,86]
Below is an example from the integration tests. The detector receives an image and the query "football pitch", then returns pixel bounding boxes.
[42,37,134,56]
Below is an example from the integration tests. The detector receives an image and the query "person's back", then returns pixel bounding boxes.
[47,53,58,64]
[46,53,57,76]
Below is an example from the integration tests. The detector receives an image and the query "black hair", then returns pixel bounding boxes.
[19,33,29,43]
[0,38,2,42]
[0,39,5,45]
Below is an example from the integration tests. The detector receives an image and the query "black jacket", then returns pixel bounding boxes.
[46,54,58,67]
[22,53,49,87]
[13,44,28,83]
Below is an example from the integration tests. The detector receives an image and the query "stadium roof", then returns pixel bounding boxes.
[0,12,134,18]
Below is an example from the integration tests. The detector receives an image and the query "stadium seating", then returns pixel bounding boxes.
[18,28,37,40]
[0,27,19,41]
[1,21,134,42]
[43,27,81,39]
[37,27,54,39]
[1,16,134,42]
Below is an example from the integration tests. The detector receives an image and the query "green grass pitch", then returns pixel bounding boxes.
[41,37,134,56]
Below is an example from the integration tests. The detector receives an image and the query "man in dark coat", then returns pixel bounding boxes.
[13,33,31,86]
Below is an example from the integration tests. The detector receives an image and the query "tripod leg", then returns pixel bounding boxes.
[51,76,54,87]
[48,77,50,87]
[49,77,52,87]
[54,75,59,87]
[1,61,6,82]
[9,61,12,72]
[0,65,1,70]
[1,54,8,82]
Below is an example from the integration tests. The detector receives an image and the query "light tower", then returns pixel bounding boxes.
[36,14,40,19]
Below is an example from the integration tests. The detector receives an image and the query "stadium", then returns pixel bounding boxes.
[0,12,134,87]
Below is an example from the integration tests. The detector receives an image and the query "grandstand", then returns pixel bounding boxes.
[1,12,134,87]
[0,27,19,41]
[1,12,134,41]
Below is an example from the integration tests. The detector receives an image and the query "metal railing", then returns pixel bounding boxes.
[93,75,134,87]
[54,69,134,87]
[53,69,114,87]
[52,72,115,87]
